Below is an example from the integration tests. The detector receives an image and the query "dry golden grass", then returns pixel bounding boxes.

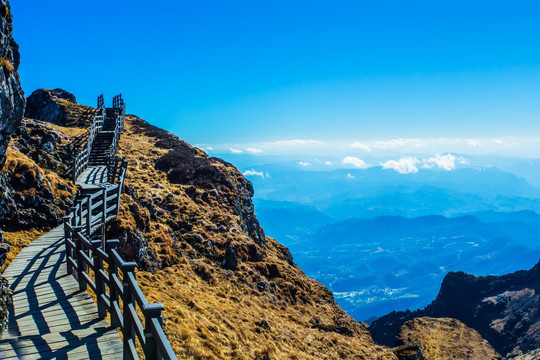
[1,229,46,272]
[397,317,502,360]
[4,145,75,200]
[115,116,398,359]
[0,57,14,73]
[136,259,396,360]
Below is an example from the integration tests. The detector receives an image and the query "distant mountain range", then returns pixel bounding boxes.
[250,165,540,219]
[248,164,540,321]
[286,212,540,320]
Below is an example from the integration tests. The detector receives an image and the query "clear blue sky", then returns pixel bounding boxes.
[11,1,540,151]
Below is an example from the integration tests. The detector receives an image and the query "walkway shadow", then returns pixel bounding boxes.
[5,230,120,359]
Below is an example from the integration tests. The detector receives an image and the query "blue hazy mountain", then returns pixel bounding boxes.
[245,163,540,321]
[287,214,540,321]
[248,165,540,219]
[253,200,333,243]
[237,158,540,321]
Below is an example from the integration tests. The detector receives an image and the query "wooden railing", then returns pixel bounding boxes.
[97,94,105,109]
[108,94,126,159]
[63,219,176,360]
[113,94,124,109]
[108,157,128,186]
[65,93,177,359]
[72,115,104,182]
[72,94,107,182]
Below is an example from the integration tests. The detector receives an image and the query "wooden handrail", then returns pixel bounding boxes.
[72,94,124,183]
[65,94,177,359]
[63,218,177,360]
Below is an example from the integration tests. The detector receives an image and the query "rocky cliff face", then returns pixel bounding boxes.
[370,261,540,358]
[0,0,25,334]
[1,119,77,231]
[0,0,24,169]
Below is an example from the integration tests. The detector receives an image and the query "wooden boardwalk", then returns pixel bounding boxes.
[76,166,108,189]
[0,226,123,359]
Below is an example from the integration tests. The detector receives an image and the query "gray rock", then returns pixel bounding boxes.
[24,88,75,126]
[0,241,9,268]
[0,0,26,169]
[222,241,238,271]
[259,320,270,330]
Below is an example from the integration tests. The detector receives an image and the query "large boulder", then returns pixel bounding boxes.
[24,88,77,126]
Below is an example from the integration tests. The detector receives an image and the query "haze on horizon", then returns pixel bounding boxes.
[12,1,540,158]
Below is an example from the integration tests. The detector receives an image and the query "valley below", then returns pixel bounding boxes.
[228,161,540,322]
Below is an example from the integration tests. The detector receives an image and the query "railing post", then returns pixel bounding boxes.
[86,193,92,236]
[76,198,83,227]
[121,262,137,360]
[75,230,87,291]
[102,188,108,218]
[73,155,77,183]
[106,239,121,328]
[143,303,165,359]
[116,185,122,216]
[71,205,77,228]
[94,240,106,319]
[63,215,73,275]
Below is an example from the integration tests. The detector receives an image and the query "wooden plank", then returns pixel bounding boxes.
[1,338,123,360]
[0,331,121,352]
[2,224,123,358]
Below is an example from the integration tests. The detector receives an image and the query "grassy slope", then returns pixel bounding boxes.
[116,116,396,359]
[2,108,397,359]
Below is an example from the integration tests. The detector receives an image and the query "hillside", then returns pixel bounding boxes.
[369,260,540,358]
[1,89,399,359]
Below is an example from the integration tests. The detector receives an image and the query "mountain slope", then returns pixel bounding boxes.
[2,90,398,359]
[369,260,540,358]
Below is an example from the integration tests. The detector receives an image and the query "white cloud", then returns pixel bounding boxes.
[229,148,242,153]
[350,141,371,152]
[346,173,355,179]
[242,169,265,178]
[206,146,214,151]
[325,161,332,165]
[342,156,368,169]
[298,161,311,167]
[422,154,456,171]
[373,138,425,150]
[381,157,420,174]
[493,139,503,144]
[272,139,323,146]
[466,138,482,147]
[246,147,262,154]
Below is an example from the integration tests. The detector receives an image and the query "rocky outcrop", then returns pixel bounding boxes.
[152,131,266,247]
[396,317,502,360]
[0,0,24,335]
[370,261,540,357]
[0,119,76,231]
[25,89,75,125]
[0,0,25,169]
[25,88,96,127]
